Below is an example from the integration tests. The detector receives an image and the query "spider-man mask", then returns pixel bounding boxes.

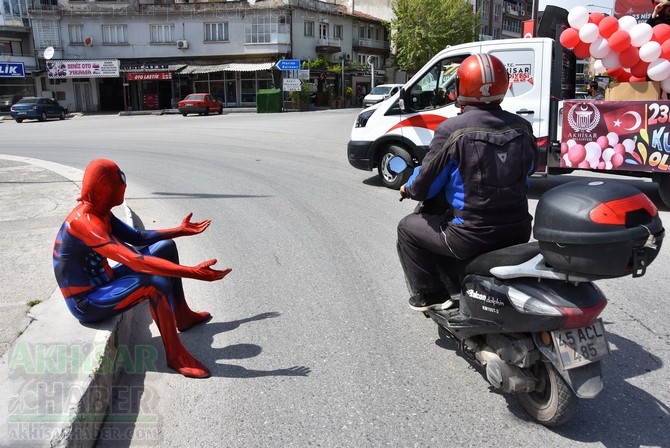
[80,158,126,213]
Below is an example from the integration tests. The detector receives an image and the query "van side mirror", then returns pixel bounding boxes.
[399,88,409,112]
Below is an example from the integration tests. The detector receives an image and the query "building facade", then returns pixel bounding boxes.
[0,0,392,112]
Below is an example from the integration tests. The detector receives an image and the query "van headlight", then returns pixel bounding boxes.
[355,109,375,128]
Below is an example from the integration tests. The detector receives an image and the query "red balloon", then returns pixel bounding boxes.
[620,46,640,68]
[617,70,632,82]
[606,67,625,78]
[560,28,581,49]
[573,41,591,59]
[629,75,647,82]
[589,12,604,25]
[662,40,670,60]
[631,59,650,78]
[652,23,670,42]
[599,16,619,38]
[609,30,632,53]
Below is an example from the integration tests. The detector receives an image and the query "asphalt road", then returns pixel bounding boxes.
[1,111,669,447]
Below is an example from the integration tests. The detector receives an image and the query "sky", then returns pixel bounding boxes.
[538,0,615,14]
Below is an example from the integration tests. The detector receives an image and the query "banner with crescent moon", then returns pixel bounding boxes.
[561,100,670,172]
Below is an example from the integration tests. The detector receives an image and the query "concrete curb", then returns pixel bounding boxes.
[0,156,135,448]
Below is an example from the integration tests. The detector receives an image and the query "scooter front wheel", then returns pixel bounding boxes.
[518,362,578,426]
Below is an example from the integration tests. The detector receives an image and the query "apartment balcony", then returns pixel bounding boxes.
[26,0,58,11]
[352,38,390,54]
[316,37,341,53]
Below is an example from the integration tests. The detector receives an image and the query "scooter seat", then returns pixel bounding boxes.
[463,241,540,276]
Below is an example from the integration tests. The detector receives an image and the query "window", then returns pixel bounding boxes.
[304,21,314,37]
[68,24,84,44]
[0,41,12,54]
[482,0,490,19]
[205,22,228,42]
[32,19,61,49]
[334,25,343,40]
[245,14,282,44]
[150,24,175,43]
[319,22,329,40]
[102,24,127,44]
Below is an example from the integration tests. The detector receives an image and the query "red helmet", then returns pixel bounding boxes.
[455,53,508,106]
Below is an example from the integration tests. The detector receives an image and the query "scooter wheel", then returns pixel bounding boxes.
[518,362,578,426]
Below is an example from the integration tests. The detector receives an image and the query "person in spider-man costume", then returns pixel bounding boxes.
[53,158,231,378]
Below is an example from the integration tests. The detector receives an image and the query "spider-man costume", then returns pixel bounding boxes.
[53,158,231,378]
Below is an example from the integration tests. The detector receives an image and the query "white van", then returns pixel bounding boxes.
[362,84,405,108]
[347,37,560,189]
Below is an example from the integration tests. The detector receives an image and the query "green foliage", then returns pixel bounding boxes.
[289,83,310,103]
[390,0,481,71]
[344,86,354,98]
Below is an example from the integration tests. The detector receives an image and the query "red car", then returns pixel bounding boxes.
[177,93,223,116]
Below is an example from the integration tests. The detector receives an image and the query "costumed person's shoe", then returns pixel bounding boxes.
[167,353,211,378]
[177,310,212,332]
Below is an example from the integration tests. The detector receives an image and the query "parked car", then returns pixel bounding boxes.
[177,93,223,116]
[575,91,588,99]
[10,97,68,123]
[362,84,404,108]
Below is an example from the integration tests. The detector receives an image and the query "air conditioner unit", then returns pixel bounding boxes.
[177,40,189,49]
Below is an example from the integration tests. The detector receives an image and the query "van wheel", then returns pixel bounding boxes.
[378,145,413,189]
[59,111,65,120]
[658,175,670,209]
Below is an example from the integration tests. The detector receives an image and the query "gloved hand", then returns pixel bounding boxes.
[179,213,212,236]
[190,259,232,281]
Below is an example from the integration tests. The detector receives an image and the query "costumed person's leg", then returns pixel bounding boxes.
[142,240,212,331]
[397,213,458,310]
[77,273,210,378]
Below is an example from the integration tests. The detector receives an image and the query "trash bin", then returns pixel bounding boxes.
[256,88,281,113]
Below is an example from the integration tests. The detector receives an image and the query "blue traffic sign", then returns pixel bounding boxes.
[0,62,25,78]
[276,59,301,71]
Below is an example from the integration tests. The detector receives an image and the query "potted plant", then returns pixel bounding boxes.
[344,86,353,107]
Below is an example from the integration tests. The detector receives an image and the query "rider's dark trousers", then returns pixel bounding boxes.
[397,212,461,298]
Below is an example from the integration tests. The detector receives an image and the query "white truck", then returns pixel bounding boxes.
[346,36,670,208]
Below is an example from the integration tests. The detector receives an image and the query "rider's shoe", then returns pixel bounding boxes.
[409,293,456,311]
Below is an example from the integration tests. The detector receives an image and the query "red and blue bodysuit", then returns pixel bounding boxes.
[53,158,231,378]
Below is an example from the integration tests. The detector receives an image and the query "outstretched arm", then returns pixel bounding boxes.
[70,215,231,281]
[111,212,212,246]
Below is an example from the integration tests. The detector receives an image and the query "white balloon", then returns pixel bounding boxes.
[602,147,615,163]
[662,77,670,92]
[602,51,621,69]
[594,59,607,74]
[630,23,653,47]
[562,153,573,168]
[607,132,619,146]
[566,139,577,148]
[568,6,590,29]
[585,141,603,167]
[639,41,662,63]
[647,58,670,81]
[623,138,635,153]
[580,23,600,43]
[590,37,610,59]
[618,15,638,32]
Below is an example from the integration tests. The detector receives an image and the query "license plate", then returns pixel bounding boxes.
[185,103,193,106]
[551,319,610,370]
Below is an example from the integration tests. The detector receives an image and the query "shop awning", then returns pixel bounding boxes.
[120,64,186,73]
[176,62,274,74]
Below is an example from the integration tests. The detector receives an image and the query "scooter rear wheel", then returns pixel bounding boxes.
[518,362,578,426]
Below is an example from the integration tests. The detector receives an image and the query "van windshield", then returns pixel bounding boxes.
[369,86,394,95]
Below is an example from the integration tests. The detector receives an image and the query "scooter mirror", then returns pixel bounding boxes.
[389,156,408,174]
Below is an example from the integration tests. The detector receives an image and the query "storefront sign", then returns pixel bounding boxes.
[561,100,670,173]
[127,72,172,81]
[0,62,25,78]
[46,59,120,78]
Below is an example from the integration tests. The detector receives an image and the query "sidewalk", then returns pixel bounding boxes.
[0,155,135,448]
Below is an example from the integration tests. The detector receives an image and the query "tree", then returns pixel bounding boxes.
[389,0,481,71]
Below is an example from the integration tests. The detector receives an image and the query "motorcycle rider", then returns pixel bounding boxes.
[397,53,537,311]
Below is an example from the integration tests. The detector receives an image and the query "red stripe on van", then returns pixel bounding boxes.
[387,114,447,133]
